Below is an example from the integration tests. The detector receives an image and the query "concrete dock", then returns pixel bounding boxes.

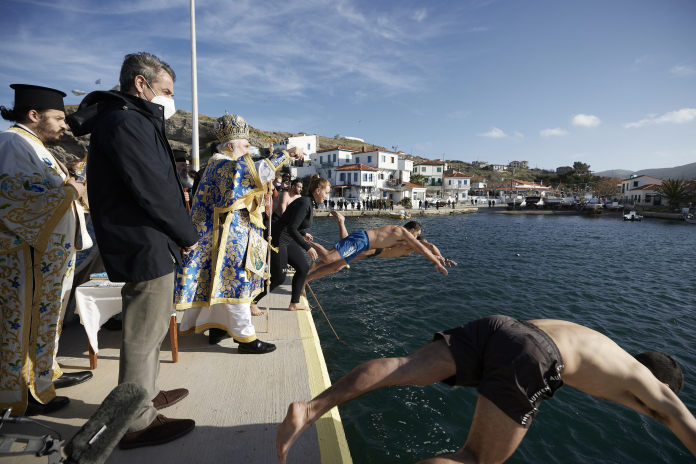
[1,279,351,464]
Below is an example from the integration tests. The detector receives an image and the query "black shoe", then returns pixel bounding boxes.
[102,316,123,331]
[237,339,276,354]
[54,371,93,389]
[208,328,230,345]
[25,395,70,416]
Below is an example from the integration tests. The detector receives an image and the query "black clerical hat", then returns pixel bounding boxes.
[173,149,189,163]
[10,84,66,112]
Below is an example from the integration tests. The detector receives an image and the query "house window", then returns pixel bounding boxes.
[320,156,323,163]
[340,173,345,181]
[381,155,386,162]
[333,154,336,162]
[622,184,625,193]
[448,180,452,185]
[328,170,331,178]
[644,194,651,203]
[391,157,394,163]
[368,156,372,162]
[307,143,311,150]
[354,173,358,181]
[363,173,367,181]
[421,167,426,172]
[464,180,468,185]
[369,174,373,182]
[413,167,417,173]
[356,157,360,164]
[437,167,442,173]
[380,174,385,180]
[633,181,638,187]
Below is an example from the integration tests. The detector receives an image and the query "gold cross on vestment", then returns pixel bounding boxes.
[199,185,212,204]
[177,268,193,284]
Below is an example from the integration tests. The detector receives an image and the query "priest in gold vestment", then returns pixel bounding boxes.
[0,84,92,416]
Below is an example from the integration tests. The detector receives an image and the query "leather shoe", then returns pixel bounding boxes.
[208,327,230,345]
[25,395,70,416]
[54,371,93,389]
[119,414,195,450]
[237,339,276,354]
[153,388,189,410]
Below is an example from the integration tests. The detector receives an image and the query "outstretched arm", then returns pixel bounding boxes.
[398,229,448,275]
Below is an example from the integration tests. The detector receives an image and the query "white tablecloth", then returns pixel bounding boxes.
[74,280,126,353]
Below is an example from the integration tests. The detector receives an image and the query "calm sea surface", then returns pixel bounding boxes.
[306,212,695,463]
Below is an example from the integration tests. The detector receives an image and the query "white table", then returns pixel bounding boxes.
[74,280,179,369]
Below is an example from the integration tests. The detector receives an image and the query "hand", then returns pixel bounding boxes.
[287,146,306,160]
[307,248,318,261]
[181,242,198,255]
[436,263,448,275]
[184,190,190,202]
[304,233,313,242]
[66,178,87,198]
[444,258,458,267]
[330,210,345,223]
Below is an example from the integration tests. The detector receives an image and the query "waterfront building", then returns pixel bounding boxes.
[444,173,471,202]
[399,182,428,204]
[334,163,379,200]
[412,160,447,187]
[491,164,507,172]
[620,175,664,205]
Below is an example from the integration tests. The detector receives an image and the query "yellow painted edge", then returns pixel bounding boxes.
[297,309,353,464]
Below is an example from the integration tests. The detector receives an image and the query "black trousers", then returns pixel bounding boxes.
[254,241,309,304]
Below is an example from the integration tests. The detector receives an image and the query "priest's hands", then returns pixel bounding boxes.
[181,242,199,255]
[287,146,306,159]
[66,178,86,198]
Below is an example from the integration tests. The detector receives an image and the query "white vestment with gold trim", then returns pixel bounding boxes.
[0,127,90,413]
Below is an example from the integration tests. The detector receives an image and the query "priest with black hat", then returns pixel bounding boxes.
[0,84,94,416]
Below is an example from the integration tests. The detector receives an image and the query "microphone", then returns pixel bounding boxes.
[64,382,148,464]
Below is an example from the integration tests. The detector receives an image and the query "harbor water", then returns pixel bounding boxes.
[307,212,695,463]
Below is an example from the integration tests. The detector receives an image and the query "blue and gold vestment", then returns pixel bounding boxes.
[173,151,289,314]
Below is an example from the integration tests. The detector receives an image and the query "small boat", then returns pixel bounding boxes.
[541,194,563,210]
[683,213,696,224]
[506,196,526,210]
[524,195,541,208]
[584,198,603,212]
[561,196,577,209]
[390,209,411,220]
[607,202,622,212]
[623,211,643,221]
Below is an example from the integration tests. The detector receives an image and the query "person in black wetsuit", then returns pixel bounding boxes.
[253,174,331,311]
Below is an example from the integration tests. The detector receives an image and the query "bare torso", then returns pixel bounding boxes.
[274,191,301,217]
[365,225,409,249]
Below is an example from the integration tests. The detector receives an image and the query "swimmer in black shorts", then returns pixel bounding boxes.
[277,315,696,463]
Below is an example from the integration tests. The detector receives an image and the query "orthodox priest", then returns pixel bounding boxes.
[0,84,93,416]
[173,114,303,353]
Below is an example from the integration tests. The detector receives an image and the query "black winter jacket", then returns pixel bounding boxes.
[67,91,197,282]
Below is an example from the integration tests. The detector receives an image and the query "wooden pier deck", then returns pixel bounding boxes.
[2,278,351,464]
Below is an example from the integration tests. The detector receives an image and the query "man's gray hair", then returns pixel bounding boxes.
[217,139,242,153]
[119,52,176,92]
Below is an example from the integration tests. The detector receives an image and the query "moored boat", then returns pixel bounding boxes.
[623,210,643,221]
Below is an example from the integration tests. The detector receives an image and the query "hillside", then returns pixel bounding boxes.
[593,169,633,178]
[629,161,696,180]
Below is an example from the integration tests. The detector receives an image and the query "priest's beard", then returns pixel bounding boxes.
[35,115,63,143]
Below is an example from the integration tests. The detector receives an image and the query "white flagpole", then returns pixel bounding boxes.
[190,0,200,171]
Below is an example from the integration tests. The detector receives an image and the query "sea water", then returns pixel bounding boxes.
[307,212,695,463]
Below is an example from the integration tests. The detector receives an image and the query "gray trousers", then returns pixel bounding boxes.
[119,272,174,432]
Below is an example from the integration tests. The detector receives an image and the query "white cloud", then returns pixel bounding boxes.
[670,62,696,77]
[623,108,696,128]
[477,127,508,138]
[513,131,524,140]
[572,114,601,127]
[540,128,569,137]
[413,8,427,22]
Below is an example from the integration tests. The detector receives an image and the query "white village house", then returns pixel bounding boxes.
[443,173,471,202]
[620,176,664,205]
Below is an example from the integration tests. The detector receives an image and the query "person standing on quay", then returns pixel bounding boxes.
[0,85,93,417]
[68,52,198,449]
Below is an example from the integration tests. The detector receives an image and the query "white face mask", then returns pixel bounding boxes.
[145,81,176,120]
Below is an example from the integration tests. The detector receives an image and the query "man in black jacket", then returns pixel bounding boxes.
[68,52,198,450]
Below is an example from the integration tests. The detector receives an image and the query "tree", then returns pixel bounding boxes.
[594,177,621,199]
[573,161,590,170]
[410,173,426,186]
[655,178,691,208]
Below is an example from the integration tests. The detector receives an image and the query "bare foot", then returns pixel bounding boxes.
[288,303,310,311]
[276,402,312,464]
[250,303,264,316]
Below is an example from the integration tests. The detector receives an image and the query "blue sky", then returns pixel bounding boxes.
[1,0,694,172]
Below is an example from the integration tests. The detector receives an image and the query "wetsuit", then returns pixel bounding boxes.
[254,195,313,304]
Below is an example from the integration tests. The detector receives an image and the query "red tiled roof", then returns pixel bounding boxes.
[316,145,358,152]
[335,163,378,171]
[629,184,662,191]
[414,160,446,166]
[444,173,471,178]
[471,176,487,181]
[402,182,427,189]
